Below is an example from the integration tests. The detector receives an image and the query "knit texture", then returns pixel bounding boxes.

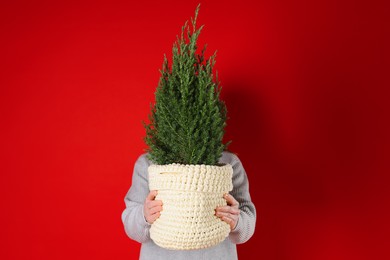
[121,151,256,260]
[148,163,233,250]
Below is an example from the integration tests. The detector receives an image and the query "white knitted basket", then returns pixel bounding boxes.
[148,163,233,250]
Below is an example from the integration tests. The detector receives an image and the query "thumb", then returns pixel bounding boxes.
[146,190,157,201]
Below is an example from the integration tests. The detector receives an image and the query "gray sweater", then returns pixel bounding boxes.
[121,151,256,260]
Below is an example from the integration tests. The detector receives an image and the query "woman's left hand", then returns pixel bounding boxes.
[215,193,240,230]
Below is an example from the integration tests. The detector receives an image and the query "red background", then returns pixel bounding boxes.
[1,0,389,259]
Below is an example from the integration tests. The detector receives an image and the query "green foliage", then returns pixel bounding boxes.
[143,4,231,165]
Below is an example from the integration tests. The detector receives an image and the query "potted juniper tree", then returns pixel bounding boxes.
[143,5,233,250]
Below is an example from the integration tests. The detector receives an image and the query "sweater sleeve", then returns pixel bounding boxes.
[121,153,152,243]
[227,153,257,244]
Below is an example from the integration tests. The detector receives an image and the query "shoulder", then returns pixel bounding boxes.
[219,151,242,168]
[134,153,152,168]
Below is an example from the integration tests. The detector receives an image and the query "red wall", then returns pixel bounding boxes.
[1,0,389,259]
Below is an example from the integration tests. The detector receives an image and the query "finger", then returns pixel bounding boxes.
[224,193,239,207]
[215,211,236,219]
[221,216,236,229]
[221,215,234,224]
[150,211,161,222]
[146,190,158,201]
[146,211,161,224]
[215,206,240,215]
[149,205,163,215]
[148,200,163,207]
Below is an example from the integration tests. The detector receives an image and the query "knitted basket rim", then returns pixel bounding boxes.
[148,162,232,171]
[148,163,233,193]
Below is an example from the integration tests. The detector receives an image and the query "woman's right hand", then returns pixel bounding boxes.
[143,190,163,224]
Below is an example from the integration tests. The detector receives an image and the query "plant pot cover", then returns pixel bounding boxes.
[148,163,233,250]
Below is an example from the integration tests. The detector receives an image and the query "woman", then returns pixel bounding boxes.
[121,151,256,259]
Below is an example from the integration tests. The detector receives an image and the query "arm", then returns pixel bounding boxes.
[228,153,257,244]
[121,153,152,243]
